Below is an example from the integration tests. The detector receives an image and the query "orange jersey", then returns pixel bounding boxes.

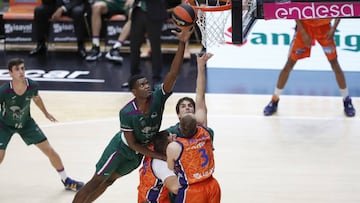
[289,19,337,61]
[175,125,215,185]
[174,125,220,202]
[138,155,170,203]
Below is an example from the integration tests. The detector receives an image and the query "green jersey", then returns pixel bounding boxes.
[120,87,172,146]
[0,79,38,129]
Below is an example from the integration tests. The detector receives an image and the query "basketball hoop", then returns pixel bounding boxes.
[188,0,232,48]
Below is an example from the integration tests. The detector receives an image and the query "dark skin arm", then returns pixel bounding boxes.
[162,28,194,93]
[123,27,194,161]
[124,131,166,161]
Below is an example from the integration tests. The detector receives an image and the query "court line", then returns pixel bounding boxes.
[39,114,359,128]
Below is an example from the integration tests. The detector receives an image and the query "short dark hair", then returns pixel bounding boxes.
[175,97,195,114]
[180,114,197,137]
[8,58,25,71]
[152,130,170,155]
[128,75,146,90]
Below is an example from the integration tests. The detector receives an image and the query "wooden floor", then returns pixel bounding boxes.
[1,91,360,203]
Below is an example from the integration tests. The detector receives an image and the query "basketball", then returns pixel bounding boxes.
[171,4,196,30]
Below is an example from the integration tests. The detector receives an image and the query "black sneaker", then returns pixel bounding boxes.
[62,177,84,192]
[105,48,123,63]
[343,96,356,117]
[263,100,279,116]
[85,45,101,61]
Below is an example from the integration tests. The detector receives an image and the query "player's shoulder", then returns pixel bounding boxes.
[0,81,10,91]
[26,78,40,88]
[154,85,172,99]
[120,99,137,115]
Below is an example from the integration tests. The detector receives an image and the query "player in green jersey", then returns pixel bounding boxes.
[0,58,84,192]
[72,27,194,203]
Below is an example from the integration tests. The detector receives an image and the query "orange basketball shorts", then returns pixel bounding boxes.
[176,176,221,203]
[289,23,337,61]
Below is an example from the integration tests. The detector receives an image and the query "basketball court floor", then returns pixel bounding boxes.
[0,38,360,203]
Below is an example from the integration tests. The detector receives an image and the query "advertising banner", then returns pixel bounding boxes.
[208,19,360,72]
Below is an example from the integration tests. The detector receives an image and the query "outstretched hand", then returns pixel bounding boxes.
[45,113,58,122]
[196,52,213,68]
[171,26,194,43]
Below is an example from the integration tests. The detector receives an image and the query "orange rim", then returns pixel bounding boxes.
[186,0,232,12]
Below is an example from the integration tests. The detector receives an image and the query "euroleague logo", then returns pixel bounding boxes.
[224,26,248,46]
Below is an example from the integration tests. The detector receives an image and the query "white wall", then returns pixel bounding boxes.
[207,18,360,72]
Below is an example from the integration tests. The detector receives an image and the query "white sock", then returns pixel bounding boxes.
[92,37,100,47]
[274,87,283,98]
[340,88,349,99]
[58,169,68,182]
[113,41,122,49]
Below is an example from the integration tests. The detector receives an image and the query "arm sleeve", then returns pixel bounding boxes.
[152,159,176,182]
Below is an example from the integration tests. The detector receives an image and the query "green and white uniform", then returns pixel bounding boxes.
[0,79,47,150]
[95,86,171,177]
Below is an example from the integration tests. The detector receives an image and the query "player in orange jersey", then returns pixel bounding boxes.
[263,18,356,117]
[166,114,221,203]
[137,144,174,203]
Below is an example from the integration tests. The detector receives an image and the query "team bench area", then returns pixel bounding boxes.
[0,0,201,52]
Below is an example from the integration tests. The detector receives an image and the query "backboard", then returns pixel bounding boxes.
[231,0,258,44]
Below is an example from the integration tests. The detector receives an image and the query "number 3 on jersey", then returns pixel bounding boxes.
[199,148,209,167]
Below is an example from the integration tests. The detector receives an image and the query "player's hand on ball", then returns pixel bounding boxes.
[172,26,194,43]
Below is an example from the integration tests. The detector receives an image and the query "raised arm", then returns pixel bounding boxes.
[195,52,213,127]
[162,28,194,93]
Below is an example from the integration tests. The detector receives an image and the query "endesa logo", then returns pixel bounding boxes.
[263,2,360,20]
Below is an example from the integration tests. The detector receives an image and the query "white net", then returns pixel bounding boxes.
[195,2,231,48]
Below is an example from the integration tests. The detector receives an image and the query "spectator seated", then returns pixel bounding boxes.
[3,0,41,20]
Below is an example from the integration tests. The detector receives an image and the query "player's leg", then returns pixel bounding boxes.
[20,119,83,191]
[91,1,108,41]
[327,61,355,116]
[78,151,142,202]
[318,25,356,117]
[263,57,297,116]
[105,0,130,62]
[73,172,120,203]
[106,19,131,62]
[316,24,346,89]
[36,140,65,172]
[73,133,124,202]
[0,125,13,165]
[207,177,221,203]
[36,140,84,191]
[86,1,109,61]
[328,57,355,116]
[276,57,297,90]
[263,29,305,116]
